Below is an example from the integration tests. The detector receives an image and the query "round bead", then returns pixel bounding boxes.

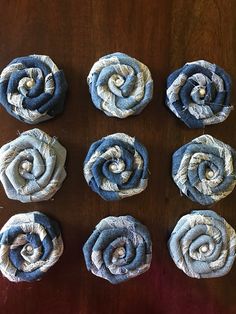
[200,245,208,253]
[199,88,206,97]
[26,79,35,88]
[206,170,214,179]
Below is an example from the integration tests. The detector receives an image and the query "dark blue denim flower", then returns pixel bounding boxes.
[84,133,149,201]
[0,211,63,282]
[0,55,67,124]
[166,60,232,128]
[83,215,152,284]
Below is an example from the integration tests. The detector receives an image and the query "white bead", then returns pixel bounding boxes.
[200,245,208,253]
[26,79,35,88]
[26,245,33,253]
[199,88,206,97]
[206,170,214,179]
[21,161,32,172]
[118,248,125,256]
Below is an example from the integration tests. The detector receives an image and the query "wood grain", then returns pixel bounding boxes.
[0,0,235,313]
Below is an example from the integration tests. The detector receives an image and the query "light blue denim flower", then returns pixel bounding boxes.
[84,133,149,201]
[166,60,232,128]
[0,55,67,124]
[172,134,236,205]
[83,215,152,284]
[0,211,64,282]
[168,210,236,278]
[87,52,153,118]
[0,128,67,202]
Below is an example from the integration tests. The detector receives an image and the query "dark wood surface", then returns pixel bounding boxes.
[0,1,235,313]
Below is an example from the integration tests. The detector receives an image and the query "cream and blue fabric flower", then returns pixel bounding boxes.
[84,133,149,201]
[83,215,152,284]
[172,134,236,205]
[166,60,232,128]
[0,55,67,124]
[0,128,67,203]
[168,210,236,278]
[87,52,153,118]
[0,211,64,282]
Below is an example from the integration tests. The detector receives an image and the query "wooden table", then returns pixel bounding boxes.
[0,1,235,313]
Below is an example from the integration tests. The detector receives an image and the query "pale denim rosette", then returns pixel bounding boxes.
[166,60,232,128]
[168,210,236,278]
[0,128,67,203]
[84,133,149,201]
[87,52,153,118]
[0,211,64,282]
[0,54,67,124]
[83,215,152,284]
[172,135,236,205]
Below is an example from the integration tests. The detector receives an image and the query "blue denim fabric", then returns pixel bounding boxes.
[166,60,232,128]
[87,52,153,118]
[84,133,149,201]
[0,128,67,203]
[172,134,236,205]
[0,211,64,282]
[168,210,236,278]
[0,55,67,124]
[83,215,152,284]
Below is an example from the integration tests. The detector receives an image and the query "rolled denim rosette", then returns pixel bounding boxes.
[0,54,67,124]
[83,133,149,201]
[172,134,236,205]
[0,128,67,203]
[168,210,236,278]
[83,215,152,284]
[166,60,232,128]
[87,52,153,118]
[0,211,64,282]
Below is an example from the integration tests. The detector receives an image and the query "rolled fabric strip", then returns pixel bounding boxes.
[168,210,236,278]
[84,133,149,201]
[83,215,152,284]
[0,128,67,203]
[172,134,236,205]
[87,52,153,118]
[0,211,64,282]
[166,60,232,128]
[0,54,67,124]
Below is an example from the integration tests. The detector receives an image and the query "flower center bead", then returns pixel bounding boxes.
[199,87,206,98]
[114,75,124,87]
[117,247,125,258]
[26,78,35,88]
[20,161,32,172]
[109,160,125,173]
[200,244,209,253]
[26,244,33,254]
[206,169,214,179]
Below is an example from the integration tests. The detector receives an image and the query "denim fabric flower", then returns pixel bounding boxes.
[168,210,236,278]
[0,55,67,124]
[87,52,153,118]
[83,215,152,284]
[0,128,67,203]
[166,60,232,128]
[0,211,64,282]
[172,135,236,205]
[84,133,149,201]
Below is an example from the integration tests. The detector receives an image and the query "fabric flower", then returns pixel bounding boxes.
[168,210,236,278]
[87,52,153,118]
[166,60,232,128]
[0,211,64,282]
[83,215,152,284]
[83,133,149,201]
[0,128,67,203]
[0,54,67,124]
[172,134,236,205]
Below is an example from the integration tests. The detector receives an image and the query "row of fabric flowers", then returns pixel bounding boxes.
[0,209,235,283]
[0,129,235,283]
[0,53,232,127]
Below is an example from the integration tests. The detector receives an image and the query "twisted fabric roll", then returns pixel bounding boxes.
[83,215,152,284]
[87,52,153,118]
[172,134,236,205]
[0,54,67,124]
[0,211,64,282]
[166,60,232,128]
[0,128,67,203]
[168,210,236,278]
[84,133,149,201]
